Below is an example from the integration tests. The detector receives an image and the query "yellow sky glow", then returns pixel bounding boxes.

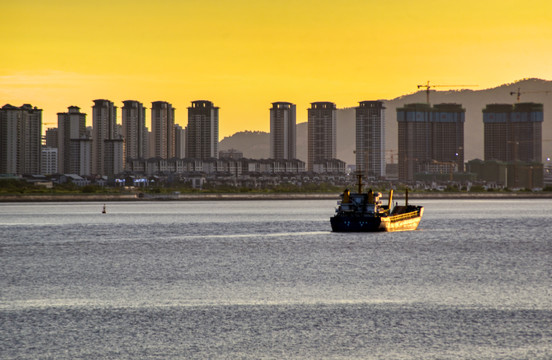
[1,0,552,136]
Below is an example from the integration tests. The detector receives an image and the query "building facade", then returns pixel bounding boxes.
[92,99,120,176]
[45,128,58,148]
[103,139,124,176]
[307,102,336,172]
[219,149,243,159]
[431,104,465,171]
[151,101,175,159]
[174,124,186,159]
[186,100,219,160]
[483,103,543,163]
[467,159,543,189]
[0,104,42,175]
[122,100,147,166]
[127,157,306,177]
[312,158,347,174]
[41,147,58,175]
[355,101,385,179]
[57,106,87,174]
[397,103,431,181]
[1,105,21,174]
[69,138,92,176]
[270,102,296,160]
[483,104,510,162]
[397,103,465,181]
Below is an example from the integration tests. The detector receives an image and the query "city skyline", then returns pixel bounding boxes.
[2,0,551,139]
[1,97,547,188]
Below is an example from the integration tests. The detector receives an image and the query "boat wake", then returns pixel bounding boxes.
[177,231,329,240]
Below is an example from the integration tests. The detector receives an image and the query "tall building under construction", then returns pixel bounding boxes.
[397,103,465,181]
[355,101,385,179]
[270,102,296,160]
[483,103,543,163]
[431,104,465,170]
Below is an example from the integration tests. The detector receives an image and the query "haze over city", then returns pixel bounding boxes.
[2,0,552,138]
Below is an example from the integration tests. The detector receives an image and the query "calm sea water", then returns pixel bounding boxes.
[1,199,551,359]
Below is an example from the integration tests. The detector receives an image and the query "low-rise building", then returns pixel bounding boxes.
[467,159,543,189]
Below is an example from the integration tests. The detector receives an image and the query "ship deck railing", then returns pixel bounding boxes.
[388,210,420,222]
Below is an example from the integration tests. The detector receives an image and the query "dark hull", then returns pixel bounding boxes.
[330,216,384,232]
[330,207,423,232]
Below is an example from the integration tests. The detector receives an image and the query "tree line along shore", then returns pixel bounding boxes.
[1,178,551,202]
[1,191,552,202]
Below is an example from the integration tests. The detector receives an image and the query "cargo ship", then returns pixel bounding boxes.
[330,175,423,232]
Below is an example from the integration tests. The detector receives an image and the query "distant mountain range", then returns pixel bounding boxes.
[220,78,552,165]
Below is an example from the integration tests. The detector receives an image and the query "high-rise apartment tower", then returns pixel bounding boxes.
[122,100,147,168]
[308,102,336,172]
[270,102,296,160]
[92,99,121,176]
[355,101,385,179]
[0,104,42,175]
[186,100,219,160]
[174,124,186,158]
[151,101,175,159]
[57,106,87,174]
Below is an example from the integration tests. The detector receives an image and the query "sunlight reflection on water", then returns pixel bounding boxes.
[1,199,551,359]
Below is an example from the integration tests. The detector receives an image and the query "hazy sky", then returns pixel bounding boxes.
[2,0,551,138]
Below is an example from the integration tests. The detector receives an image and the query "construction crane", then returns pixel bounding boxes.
[509,88,551,102]
[417,81,477,104]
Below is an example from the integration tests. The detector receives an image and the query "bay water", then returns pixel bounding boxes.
[1,199,551,359]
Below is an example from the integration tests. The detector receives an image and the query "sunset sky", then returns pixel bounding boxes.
[2,0,551,138]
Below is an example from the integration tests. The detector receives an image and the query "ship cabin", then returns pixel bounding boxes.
[338,189,390,216]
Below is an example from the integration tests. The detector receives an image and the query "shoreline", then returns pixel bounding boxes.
[1,192,552,202]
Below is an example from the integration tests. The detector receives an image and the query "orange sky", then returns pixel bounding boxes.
[1,0,551,138]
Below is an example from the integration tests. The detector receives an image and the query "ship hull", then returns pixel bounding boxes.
[330,216,383,232]
[379,214,422,232]
[330,208,423,233]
